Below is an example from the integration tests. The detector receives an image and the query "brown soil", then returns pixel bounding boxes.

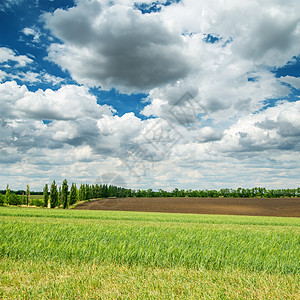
[74,197,300,217]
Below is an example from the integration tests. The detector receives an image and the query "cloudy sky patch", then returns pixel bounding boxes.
[0,0,299,190]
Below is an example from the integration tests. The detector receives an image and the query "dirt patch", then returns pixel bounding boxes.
[74,197,300,217]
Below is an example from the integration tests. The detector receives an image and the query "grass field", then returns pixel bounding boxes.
[28,195,43,199]
[0,207,299,299]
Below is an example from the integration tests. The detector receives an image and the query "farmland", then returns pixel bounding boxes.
[0,207,299,299]
[75,197,300,217]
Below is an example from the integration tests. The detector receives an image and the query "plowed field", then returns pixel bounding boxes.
[75,197,300,217]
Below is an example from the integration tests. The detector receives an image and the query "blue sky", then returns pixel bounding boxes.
[0,0,300,190]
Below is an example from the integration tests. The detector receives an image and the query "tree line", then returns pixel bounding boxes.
[1,182,299,208]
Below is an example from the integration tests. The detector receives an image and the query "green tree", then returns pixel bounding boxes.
[85,184,91,200]
[8,193,22,205]
[69,183,78,206]
[62,179,69,209]
[4,185,10,205]
[101,185,109,198]
[146,189,153,198]
[0,194,4,206]
[172,188,179,197]
[43,184,49,208]
[178,189,185,197]
[26,185,30,206]
[50,181,58,208]
[58,186,62,206]
[78,184,85,201]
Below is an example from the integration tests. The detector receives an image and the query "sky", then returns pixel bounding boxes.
[0,0,300,191]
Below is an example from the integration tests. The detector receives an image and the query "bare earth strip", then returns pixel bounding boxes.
[74,197,300,217]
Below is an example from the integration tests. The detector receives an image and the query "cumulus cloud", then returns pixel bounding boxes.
[194,126,223,143]
[1,0,300,190]
[134,0,298,125]
[142,65,289,125]
[43,0,298,120]
[95,113,143,155]
[44,1,190,92]
[217,100,300,155]
[17,86,114,120]
[72,145,93,162]
[161,0,300,66]
[234,15,299,66]
[49,118,101,147]
[0,81,114,121]
[0,80,147,171]
[0,81,117,158]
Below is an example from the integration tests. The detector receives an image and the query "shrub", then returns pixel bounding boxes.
[8,193,22,206]
[31,198,45,207]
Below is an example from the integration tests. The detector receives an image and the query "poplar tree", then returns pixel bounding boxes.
[26,184,30,206]
[43,184,49,208]
[85,184,91,200]
[78,184,85,201]
[50,180,58,208]
[62,179,69,209]
[69,183,78,206]
[4,184,10,205]
[58,186,62,205]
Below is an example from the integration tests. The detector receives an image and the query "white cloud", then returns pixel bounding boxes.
[42,0,296,125]
[22,27,41,42]
[194,126,223,143]
[8,70,64,85]
[1,97,300,190]
[95,113,143,155]
[0,0,23,11]
[0,81,115,121]
[0,70,7,82]
[1,0,300,190]
[44,0,298,121]
[280,76,300,90]
[161,0,300,66]
[0,47,64,86]
[217,100,300,154]
[141,64,289,125]
[42,73,64,85]
[72,145,93,162]
[44,1,190,92]
[17,71,40,83]
[0,47,33,67]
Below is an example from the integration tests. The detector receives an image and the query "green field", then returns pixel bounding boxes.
[0,207,299,299]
